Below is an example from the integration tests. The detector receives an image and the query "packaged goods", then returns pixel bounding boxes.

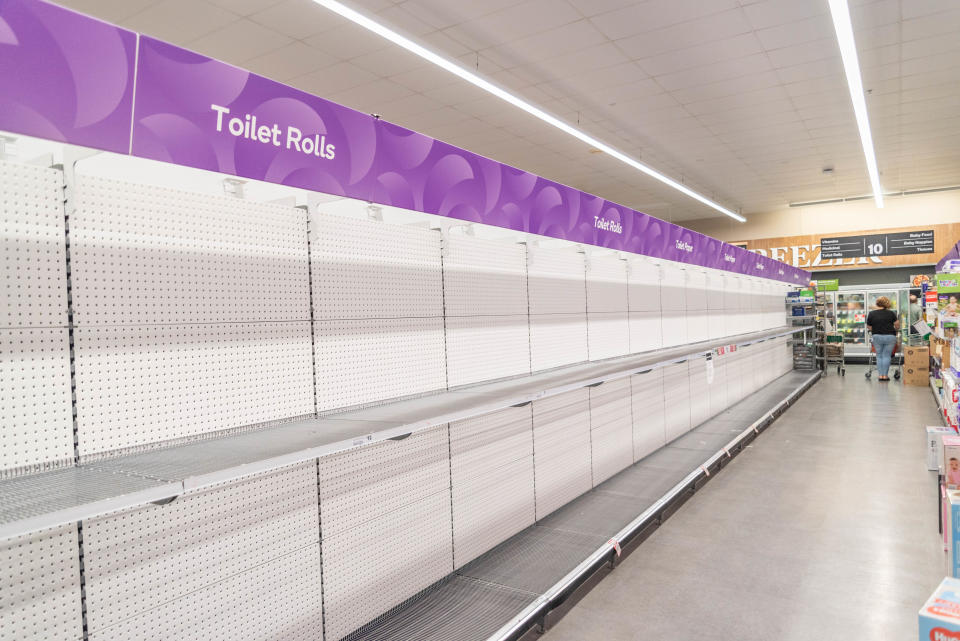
[919,576,960,639]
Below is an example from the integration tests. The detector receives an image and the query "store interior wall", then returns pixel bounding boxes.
[685,189,960,242]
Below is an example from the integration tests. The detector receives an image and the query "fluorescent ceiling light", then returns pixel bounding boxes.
[827,0,884,208]
[310,0,746,222]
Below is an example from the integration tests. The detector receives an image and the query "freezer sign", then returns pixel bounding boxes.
[820,230,934,259]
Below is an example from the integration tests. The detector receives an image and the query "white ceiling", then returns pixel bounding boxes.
[55,0,960,222]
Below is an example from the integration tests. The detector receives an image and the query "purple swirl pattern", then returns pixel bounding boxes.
[0,0,135,152]
[0,0,808,284]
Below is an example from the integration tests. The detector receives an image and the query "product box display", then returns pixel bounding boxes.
[930,426,957,471]
[945,436,960,488]
[949,491,960,578]
[945,370,960,430]
[907,364,933,387]
[906,345,931,368]
[932,337,954,370]
[919,576,960,639]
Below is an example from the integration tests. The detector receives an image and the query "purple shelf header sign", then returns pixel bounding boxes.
[0,0,810,285]
[0,0,136,153]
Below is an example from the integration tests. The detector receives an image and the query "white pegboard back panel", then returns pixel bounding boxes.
[706,269,724,312]
[527,245,586,315]
[442,235,528,317]
[587,312,630,361]
[313,317,447,411]
[87,544,323,641]
[82,463,319,632]
[529,314,588,371]
[663,362,691,442]
[0,160,67,328]
[449,406,533,477]
[659,261,686,312]
[627,257,661,313]
[71,175,309,324]
[452,454,535,567]
[684,269,709,343]
[708,306,728,341]
[74,322,314,457]
[586,254,628,314]
[321,491,453,641]
[532,389,592,520]
[311,212,444,320]
[687,357,712,428]
[686,307,709,344]
[660,307,688,348]
[631,370,666,462]
[450,407,535,565]
[709,357,729,416]
[446,314,530,387]
[0,328,74,473]
[725,350,744,404]
[628,311,663,354]
[0,525,82,641]
[318,426,450,537]
[589,378,633,485]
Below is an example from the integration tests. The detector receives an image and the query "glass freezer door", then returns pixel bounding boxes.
[836,293,866,344]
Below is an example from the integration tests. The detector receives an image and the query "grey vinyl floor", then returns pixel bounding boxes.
[543,366,945,641]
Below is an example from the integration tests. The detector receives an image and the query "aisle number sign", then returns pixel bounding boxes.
[736,223,960,271]
[820,230,934,259]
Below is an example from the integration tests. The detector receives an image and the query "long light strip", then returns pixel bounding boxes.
[310,0,747,222]
[827,0,884,208]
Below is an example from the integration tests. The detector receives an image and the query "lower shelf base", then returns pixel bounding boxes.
[344,370,820,641]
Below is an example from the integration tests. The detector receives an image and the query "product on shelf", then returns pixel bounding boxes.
[930,426,957,471]
[919,576,960,637]
[945,370,960,429]
[944,435,960,488]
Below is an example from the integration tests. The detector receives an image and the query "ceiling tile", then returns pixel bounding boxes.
[754,13,834,50]
[291,61,380,95]
[205,0,284,17]
[249,0,341,39]
[188,18,292,64]
[636,33,763,77]
[304,22,392,60]
[590,0,739,41]
[121,0,239,44]
[53,0,156,23]
[615,9,753,60]
[742,0,829,30]
[244,41,338,82]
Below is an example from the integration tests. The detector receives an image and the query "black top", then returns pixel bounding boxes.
[866,308,898,335]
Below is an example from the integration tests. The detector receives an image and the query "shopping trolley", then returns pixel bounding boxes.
[864,331,901,381]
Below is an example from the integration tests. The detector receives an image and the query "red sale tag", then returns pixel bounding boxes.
[700,465,710,477]
[608,538,621,557]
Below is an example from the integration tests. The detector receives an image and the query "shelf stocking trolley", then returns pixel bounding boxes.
[815,290,845,376]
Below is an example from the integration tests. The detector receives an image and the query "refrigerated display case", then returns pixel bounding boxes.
[828,283,925,359]
[836,292,866,347]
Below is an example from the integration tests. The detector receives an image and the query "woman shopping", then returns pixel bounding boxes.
[866,297,900,382]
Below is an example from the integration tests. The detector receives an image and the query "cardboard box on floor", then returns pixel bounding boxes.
[906,364,932,386]
[906,345,930,368]
[919,576,960,638]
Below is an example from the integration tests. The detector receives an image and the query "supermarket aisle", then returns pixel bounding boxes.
[542,366,945,641]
